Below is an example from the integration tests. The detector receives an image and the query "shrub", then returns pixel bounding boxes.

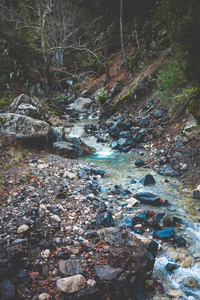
[156,56,187,103]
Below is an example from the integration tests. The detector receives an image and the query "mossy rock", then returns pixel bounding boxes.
[0,97,11,110]
[110,92,135,111]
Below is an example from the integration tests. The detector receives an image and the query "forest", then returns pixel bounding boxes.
[0,0,200,104]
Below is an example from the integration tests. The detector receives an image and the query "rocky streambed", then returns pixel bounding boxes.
[0,153,157,300]
[1,93,200,299]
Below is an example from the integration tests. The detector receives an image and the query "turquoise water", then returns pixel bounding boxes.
[69,120,200,299]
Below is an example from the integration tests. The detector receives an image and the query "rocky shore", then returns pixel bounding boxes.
[0,153,158,300]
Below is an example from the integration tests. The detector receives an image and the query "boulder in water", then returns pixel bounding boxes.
[134,192,161,205]
[140,174,155,186]
[135,157,145,167]
[72,97,92,112]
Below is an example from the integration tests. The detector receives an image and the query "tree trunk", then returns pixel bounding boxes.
[120,0,129,73]
[37,3,52,96]
[101,0,110,85]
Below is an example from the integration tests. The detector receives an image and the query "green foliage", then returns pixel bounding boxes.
[161,0,200,82]
[172,87,198,103]
[81,51,105,75]
[52,93,68,103]
[156,56,187,102]
[96,89,109,104]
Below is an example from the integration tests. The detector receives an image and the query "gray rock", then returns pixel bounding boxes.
[182,276,199,289]
[157,164,181,177]
[153,109,165,119]
[53,138,95,158]
[38,293,51,300]
[0,113,50,140]
[49,126,65,143]
[174,135,188,149]
[0,279,15,300]
[53,141,76,158]
[15,103,40,119]
[97,227,143,246]
[140,174,155,186]
[182,110,198,133]
[9,94,37,113]
[58,259,83,277]
[57,274,86,293]
[73,97,92,112]
[94,265,123,280]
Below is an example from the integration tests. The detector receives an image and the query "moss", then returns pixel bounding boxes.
[116,79,121,86]
[0,116,6,126]
[0,97,11,110]
[109,92,135,112]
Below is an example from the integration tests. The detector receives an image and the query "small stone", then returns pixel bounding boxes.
[182,276,199,288]
[63,171,77,179]
[51,214,61,222]
[40,204,46,210]
[38,164,49,169]
[168,251,179,261]
[180,256,193,268]
[168,289,184,297]
[57,274,86,293]
[38,293,51,300]
[126,198,139,206]
[17,224,29,234]
[43,249,51,258]
[87,279,96,287]
[73,226,85,235]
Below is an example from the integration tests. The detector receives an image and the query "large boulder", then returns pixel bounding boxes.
[48,126,65,143]
[8,94,44,119]
[72,97,92,112]
[9,94,37,113]
[15,103,40,119]
[0,113,50,140]
[53,137,95,158]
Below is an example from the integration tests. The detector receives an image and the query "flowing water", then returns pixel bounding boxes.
[68,118,200,299]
